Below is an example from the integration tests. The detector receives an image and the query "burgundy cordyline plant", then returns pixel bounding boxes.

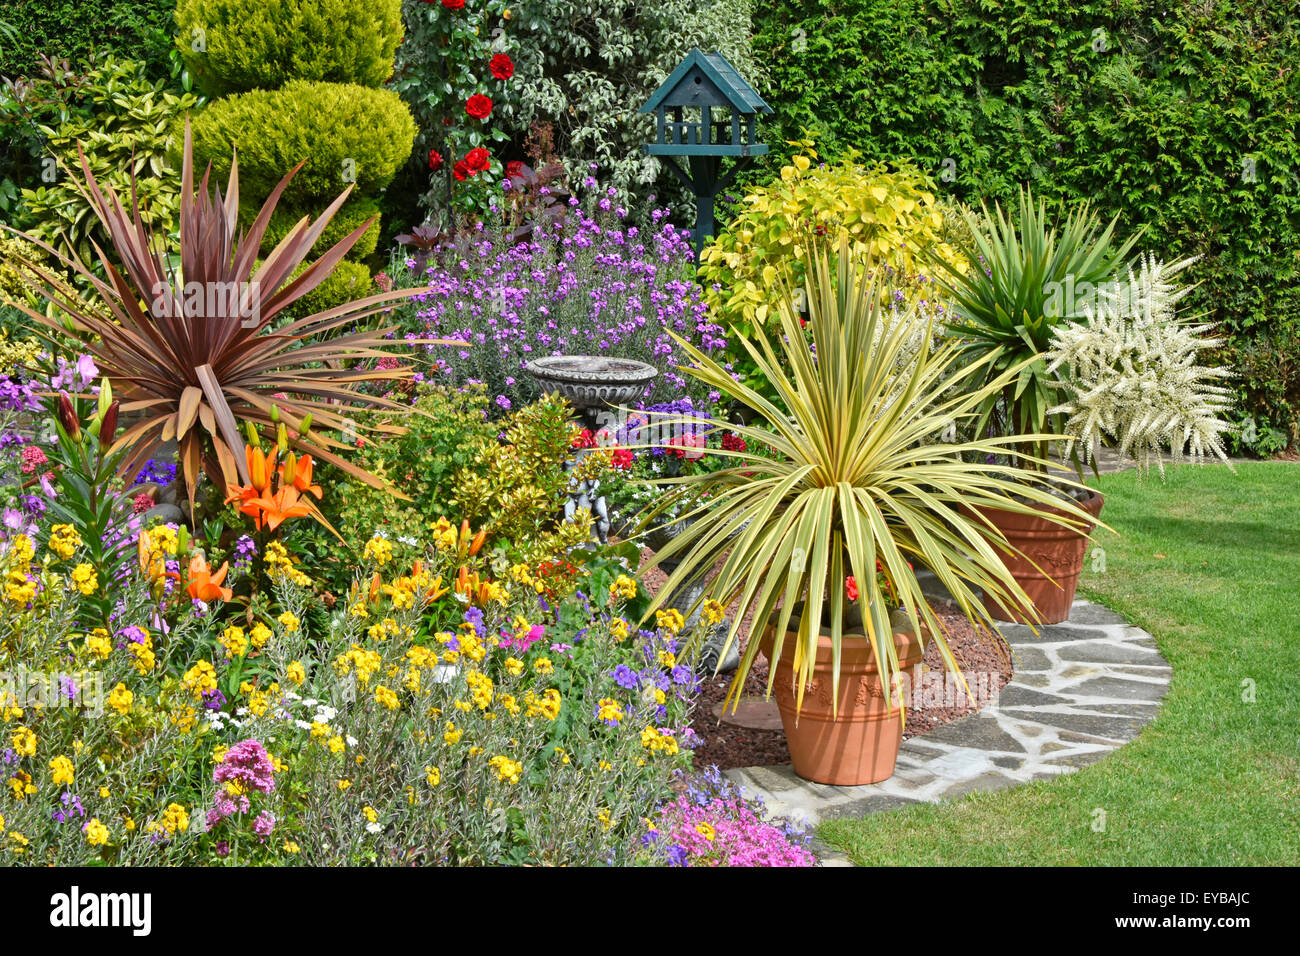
[2,121,448,510]
[394,189,728,412]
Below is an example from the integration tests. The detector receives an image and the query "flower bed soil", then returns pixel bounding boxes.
[639,551,1013,772]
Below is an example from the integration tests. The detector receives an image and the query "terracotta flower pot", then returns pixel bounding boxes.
[975,490,1104,625]
[758,609,927,786]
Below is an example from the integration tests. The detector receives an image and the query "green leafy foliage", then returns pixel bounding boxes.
[0,1,176,79]
[700,141,964,334]
[15,58,199,262]
[184,80,416,209]
[174,0,404,97]
[753,0,1300,448]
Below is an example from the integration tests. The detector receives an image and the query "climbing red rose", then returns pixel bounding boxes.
[506,160,524,178]
[465,147,491,172]
[427,149,444,172]
[489,54,514,80]
[452,160,470,181]
[440,0,465,9]
[465,94,493,119]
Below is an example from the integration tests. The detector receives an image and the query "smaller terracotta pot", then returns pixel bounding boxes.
[976,490,1104,624]
[758,609,927,786]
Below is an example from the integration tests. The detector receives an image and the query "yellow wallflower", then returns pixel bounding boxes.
[374,685,400,711]
[11,726,36,757]
[695,821,716,842]
[285,661,306,685]
[84,628,112,659]
[220,626,248,659]
[533,657,554,675]
[278,612,300,633]
[49,755,74,786]
[283,840,301,854]
[425,766,441,786]
[488,755,523,784]
[504,656,524,676]
[610,618,630,642]
[181,660,217,698]
[610,574,638,602]
[70,563,97,595]
[443,722,462,745]
[47,525,81,561]
[84,818,110,846]
[249,622,273,650]
[363,536,394,566]
[655,609,685,635]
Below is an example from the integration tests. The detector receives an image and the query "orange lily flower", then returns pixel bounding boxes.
[186,555,233,603]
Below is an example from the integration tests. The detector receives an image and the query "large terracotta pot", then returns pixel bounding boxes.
[758,608,927,786]
[976,490,1104,625]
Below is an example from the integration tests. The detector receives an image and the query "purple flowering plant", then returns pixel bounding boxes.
[383,186,728,416]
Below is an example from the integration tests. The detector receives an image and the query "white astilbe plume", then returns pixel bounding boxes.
[1046,253,1235,479]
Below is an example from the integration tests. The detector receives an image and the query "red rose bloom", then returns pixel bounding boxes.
[427,148,444,172]
[441,0,465,8]
[465,147,490,172]
[506,160,524,178]
[489,53,514,80]
[466,94,493,120]
[452,159,470,181]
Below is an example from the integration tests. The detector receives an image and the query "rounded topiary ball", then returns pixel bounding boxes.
[174,0,404,97]
[184,80,416,207]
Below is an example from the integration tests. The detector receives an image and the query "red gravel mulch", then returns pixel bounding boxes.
[639,548,1013,772]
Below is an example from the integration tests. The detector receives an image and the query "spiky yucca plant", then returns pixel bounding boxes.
[642,235,1103,716]
[929,187,1141,471]
[2,122,441,509]
[1046,254,1235,477]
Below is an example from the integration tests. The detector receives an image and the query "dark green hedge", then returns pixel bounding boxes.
[0,1,176,78]
[753,0,1300,450]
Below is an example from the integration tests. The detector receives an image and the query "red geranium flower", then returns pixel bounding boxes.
[466,94,493,119]
[489,53,514,80]
[452,159,470,181]
[428,148,444,172]
[465,147,490,172]
[846,576,859,602]
[611,448,634,469]
[506,160,524,178]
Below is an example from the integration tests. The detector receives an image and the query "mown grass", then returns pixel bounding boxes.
[819,462,1300,865]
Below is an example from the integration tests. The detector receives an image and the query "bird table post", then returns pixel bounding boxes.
[639,50,773,263]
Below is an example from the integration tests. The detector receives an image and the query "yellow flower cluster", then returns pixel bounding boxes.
[640,726,680,756]
[49,755,74,786]
[84,818,110,846]
[84,628,112,659]
[128,632,156,674]
[610,574,638,602]
[181,660,218,699]
[374,685,400,711]
[47,525,81,561]
[286,661,306,685]
[363,535,394,566]
[523,688,562,721]
[702,599,726,626]
[278,612,300,633]
[488,755,523,784]
[596,698,624,725]
[108,683,133,716]
[367,617,400,642]
[610,618,630,642]
[250,622,272,650]
[334,645,382,686]
[145,803,189,839]
[264,541,311,587]
[466,671,494,710]
[655,609,685,635]
[220,626,248,659]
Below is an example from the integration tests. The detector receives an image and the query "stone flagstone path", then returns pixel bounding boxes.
[723,598,1171,865]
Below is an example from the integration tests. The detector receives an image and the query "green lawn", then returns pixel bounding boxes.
[819,461,1300,865]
